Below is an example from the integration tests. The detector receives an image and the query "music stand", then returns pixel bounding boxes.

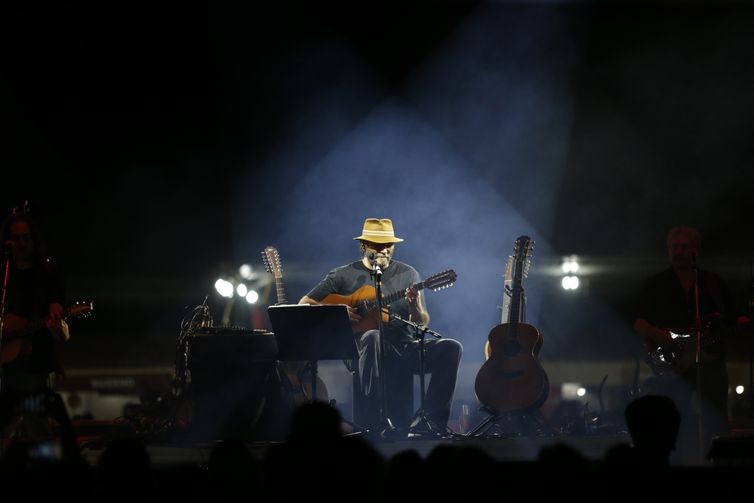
[267,304,358,405]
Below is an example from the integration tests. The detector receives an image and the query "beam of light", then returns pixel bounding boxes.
[561,256,580,274]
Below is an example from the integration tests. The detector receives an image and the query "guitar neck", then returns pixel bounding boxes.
[501,279,512,324]
[382,282,425,306]
[508,286,523,328]
[274,277,287,305]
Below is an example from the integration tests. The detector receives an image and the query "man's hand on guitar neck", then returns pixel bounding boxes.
[404,286,429,325]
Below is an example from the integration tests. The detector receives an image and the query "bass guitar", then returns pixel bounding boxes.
[319,269,457,333]
[1,301,94,364]
[262,246,329,403]
[474,236,549,412]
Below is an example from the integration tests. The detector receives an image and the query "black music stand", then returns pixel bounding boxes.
[267,304,358,406]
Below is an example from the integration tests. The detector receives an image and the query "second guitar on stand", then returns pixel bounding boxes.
[474,235,549,413]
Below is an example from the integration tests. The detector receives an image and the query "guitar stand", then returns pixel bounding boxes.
[466,406,549,438]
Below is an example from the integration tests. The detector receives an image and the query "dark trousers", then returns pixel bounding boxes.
[356,329,462,431]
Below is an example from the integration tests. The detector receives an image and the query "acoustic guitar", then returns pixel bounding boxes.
[262,246,329,403]
[319,269,457,333]
[474,236,549,412]
[1,301,94,364]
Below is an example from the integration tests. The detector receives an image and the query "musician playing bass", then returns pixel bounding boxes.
[299,218,462,436]
[633,225,749,461]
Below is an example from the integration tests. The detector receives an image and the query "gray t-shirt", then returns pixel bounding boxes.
[306,259,426,343]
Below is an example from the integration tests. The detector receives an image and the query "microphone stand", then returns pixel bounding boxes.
[390,314,442,436]
[371,258,396,439]
[0,250,11,392]
[692,258,704,464]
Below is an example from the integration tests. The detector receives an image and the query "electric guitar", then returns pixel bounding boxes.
[474,236,549,412]
[1,301,94,364]
[262,246,329,403]
[643,313,727,376]
[319,269,457,333]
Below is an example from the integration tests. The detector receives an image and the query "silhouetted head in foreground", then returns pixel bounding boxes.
[625,394,681,465]
[287,401,342,444]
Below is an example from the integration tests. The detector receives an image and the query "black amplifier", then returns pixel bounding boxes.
[188,327,278,363]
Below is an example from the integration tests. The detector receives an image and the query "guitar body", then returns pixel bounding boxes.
[320,285,387,333]
[280,361,331,404]
[1,312,37,364]
[475,236,549,413]
[644,333,722,376]
[475,323,549,412]
[1,301,93,365]
[318,269,457,334]
[644,314,726,376]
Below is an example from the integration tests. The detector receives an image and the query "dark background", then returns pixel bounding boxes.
[2,2,753,371]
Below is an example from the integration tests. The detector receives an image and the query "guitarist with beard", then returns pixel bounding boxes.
[633,226,750,462]
[299,218,462,436]
[0,208,71,438]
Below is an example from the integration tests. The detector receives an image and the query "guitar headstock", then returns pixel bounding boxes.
[513,235,534,279]
[68,301,94,319]
[423,269,457,291]
[261,246,283,280]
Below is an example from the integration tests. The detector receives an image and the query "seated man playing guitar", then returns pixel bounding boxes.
[633,225,750,461]
[1,209,71,435]
[299,218,462,436]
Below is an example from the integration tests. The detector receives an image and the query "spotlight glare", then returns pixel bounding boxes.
[736,385,745,395]
[215,279,234,298]
[245,290,259,304]
[561,257,580,274]
[576,387,587,397]
[561,275,580,290]
[236,283,248,297]
[239,264,253,280]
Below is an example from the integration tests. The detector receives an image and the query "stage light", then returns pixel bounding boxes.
[561,275,580,290]
[236,283,248,297]
[245,290,259,304]
[561,256,579,273]
[561,382,584,399]
[576,387,586,397]
[214,278,234,298]
[736,385,745,395]
[239,264,253,280]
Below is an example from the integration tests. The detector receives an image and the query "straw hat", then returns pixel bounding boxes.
[353,218,404,244]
